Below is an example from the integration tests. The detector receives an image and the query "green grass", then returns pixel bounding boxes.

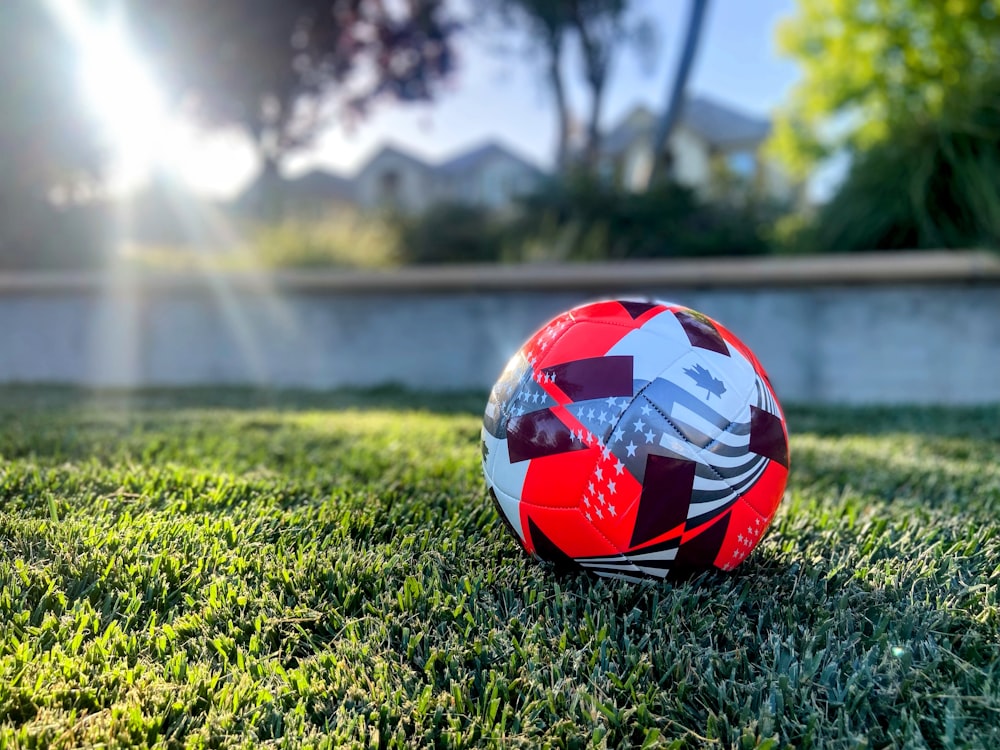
[0,388,997,749]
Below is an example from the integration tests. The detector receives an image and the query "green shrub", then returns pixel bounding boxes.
[395,203,506,264]
[811,77,1000,252]
[508,176,771,261]
[0,199,115,270]
[250,212,401,269]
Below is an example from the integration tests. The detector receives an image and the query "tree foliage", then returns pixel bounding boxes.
[0,2,105,196]
[808,74,1000,252]
[0,1,461,265]
[0,1,109,265]
[488,0,574,169]
[512,176,769,259]
[771,0,1000,177]
[486,0,655,172]
[128,0,458,172]
[568,0,633,167]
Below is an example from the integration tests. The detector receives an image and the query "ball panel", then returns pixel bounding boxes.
[483,350,532,441]
[655,350,758,430]
[569,299,662,326]
[672,308,731,356]
[713,317,782,399]
[519,439,601,511]
[482,429,531,506]
[628,453,697,548]
[566,436,644,554]
[481,425,495,478]
[542,354,635,403]
[738,456,789,523]
[536,320,637,373]
[523,506,623,561]
[672,511,732,570]
[621,532,683,568]
[605,328,691,383]
[563,395,631,448]
[487,485,526,546]
[748,405,790,468]
[616,299,669,322]
[506,407,588,463]
[715,496,772,571]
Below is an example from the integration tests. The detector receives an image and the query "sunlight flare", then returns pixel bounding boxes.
[44,0,253,196]
[77,17,169,190]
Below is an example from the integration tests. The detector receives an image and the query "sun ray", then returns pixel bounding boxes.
[45,0,173,193]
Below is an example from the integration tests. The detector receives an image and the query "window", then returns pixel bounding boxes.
[378,170,401,207]
[725,151,757,178]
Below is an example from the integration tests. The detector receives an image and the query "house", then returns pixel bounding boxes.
[233,168,356,219]
[283,170,356,216]
[353,140,545,214]
[352,145,437,215]
[598,95,798,204]
[433,142,545,212]
[236,140,546,219]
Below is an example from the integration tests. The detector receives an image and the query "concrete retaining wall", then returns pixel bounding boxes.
[1,252,998,404]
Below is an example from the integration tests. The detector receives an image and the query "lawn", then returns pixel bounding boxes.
[0,387,997,749]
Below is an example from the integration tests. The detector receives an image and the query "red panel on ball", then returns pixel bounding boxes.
[520,442,601,512]
[524,507,622,561]
[538,321,636,374]
[740,458,789,523]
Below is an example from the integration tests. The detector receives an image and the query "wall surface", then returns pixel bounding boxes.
[1,252,998,404]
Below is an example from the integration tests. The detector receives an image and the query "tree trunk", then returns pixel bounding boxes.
[256,156,283,221]
[584,74,606,170]
[647,0,711,188]
[547,35,571,172]
[570,1,610,173]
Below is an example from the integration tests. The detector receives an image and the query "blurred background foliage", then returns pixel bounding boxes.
[803,74,1000,253]
[2,0,1000,270]
[770,0,1000,254]
[770,0,1000,178]
[0,1,108,269]
[507,176,771,261]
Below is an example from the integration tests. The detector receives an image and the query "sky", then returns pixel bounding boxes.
[280,0,802,184]
[103,0,806,200]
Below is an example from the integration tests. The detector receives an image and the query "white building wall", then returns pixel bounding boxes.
[436,156,541,211]
[354,153,434,214]
[668,126,713,191]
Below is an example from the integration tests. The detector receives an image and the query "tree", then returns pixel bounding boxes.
[487,0,574,170]
[807,74,1000,252]
[486,0,654,172]
[771,0,1000,179]
[646,0,710,187]
[0,1,108,266]
[128,0,458,180]
[567,0,632,169]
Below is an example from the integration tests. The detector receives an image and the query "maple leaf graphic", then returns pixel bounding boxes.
[683,364,727,400]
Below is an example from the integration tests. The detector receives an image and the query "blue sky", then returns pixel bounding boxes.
[285,0,802,179]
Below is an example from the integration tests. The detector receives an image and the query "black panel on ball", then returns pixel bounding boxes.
[528,517,581,570]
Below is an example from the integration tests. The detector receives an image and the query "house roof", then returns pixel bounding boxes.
[601,106,657,155]
[234,139,548,209]
[436,141,544,176]
[285,170,356,202]
[355,143,434,175]
[603,95,772,154]
[683,96,771,147]
[234,167,356,208]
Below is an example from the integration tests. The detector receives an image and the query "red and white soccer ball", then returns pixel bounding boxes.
[482,299,789,581]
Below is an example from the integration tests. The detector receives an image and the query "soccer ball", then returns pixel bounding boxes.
[481,299,789,581]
